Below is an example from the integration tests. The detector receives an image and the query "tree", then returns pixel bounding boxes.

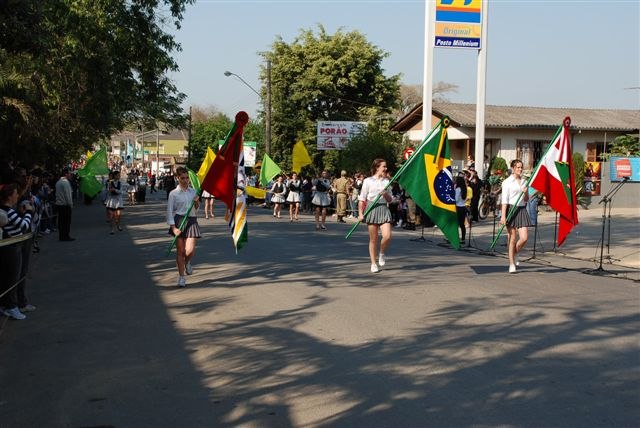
[339,121,403,175]
[600,134,640,160]
[262,25,401,172]
[0,0,193,168]
[396,82,459,117]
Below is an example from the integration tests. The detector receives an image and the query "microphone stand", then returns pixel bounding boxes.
[589,177,629,273]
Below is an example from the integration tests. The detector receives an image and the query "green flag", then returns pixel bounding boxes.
[259,154,282,187]
[78,174,103,198]
[396,118,460,249]
[187,168,201,194]
[81,147,109,176]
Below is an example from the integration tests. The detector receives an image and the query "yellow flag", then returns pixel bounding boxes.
[197,147,216,184]
[245,186,267,199]
[292,140,312,173]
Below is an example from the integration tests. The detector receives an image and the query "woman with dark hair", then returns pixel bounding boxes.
[500,159,531,273]
[270,175,286,219]
[454,175,468,244]
[358,158,393,273]
[0,183,34,319]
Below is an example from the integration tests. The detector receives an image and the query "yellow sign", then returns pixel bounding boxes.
[435,0,483,49]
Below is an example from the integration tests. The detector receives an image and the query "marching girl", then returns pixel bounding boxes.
[105,170,124,234]
[167,166,201,287]
[312,170,332,230]
[500,159,531,273]
[358,159,393,273]
[201,189,215,219]
[270,175,286,218]
[286,172,302,221]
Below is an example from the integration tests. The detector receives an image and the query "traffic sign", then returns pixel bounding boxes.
[403,147,415,160]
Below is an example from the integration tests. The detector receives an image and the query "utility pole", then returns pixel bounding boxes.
[156,128,160,177]
[187,106,192,166]
[266,59,272,156]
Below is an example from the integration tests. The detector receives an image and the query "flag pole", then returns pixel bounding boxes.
[488,121,566,250]
[345,117,448,239]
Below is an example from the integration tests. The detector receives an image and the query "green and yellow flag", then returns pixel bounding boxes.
[396,118,460,249]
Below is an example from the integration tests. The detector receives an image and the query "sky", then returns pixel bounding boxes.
[168,0,640,120]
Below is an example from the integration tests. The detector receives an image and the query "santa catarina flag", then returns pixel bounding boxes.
[81,147,109,176]
[396,118,460,249]
[529,117,578,246]
[201,111,249,210]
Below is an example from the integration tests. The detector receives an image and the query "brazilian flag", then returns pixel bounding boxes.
[396,118,460,249]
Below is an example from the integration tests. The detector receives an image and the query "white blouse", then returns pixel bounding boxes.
[167,186,197,225]
[358,176,389,202]
[501,175,527,206]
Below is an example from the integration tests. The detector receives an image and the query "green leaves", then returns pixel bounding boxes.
[0,0,194,167]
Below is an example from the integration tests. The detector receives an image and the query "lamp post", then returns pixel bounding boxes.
[224,63,271,155]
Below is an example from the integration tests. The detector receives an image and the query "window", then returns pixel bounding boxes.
[517,140,546,170]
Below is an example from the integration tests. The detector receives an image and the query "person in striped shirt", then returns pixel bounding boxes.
[0,183,34,320]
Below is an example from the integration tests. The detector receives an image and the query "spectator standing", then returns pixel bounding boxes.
[333,170,349,223]
[454,175,468,245]
[55,167,74,241]
[163,172,176,200]
[0,183,34,319]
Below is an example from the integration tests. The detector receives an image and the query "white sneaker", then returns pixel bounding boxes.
[515,254,520,266]
[509,264,517,274]
[3,307,26,320]
[177,276,186,287]
[185,262,193,275]
[378,253,386,267]
[371,263,380,273]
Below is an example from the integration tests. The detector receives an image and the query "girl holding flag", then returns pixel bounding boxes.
[500,159,531,273]
[358,158,393,273]
[167,166,201,287]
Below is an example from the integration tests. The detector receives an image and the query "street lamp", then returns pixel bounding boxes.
[224,62,272,155]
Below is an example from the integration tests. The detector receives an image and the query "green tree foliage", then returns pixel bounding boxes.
[339,122,403,175]
[263,25,401,172]
[599,134,640,160]
[0,0,193,168]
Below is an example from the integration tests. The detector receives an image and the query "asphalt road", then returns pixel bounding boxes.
[1,192,638,427]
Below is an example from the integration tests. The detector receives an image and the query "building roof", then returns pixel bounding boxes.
[391,102,640,133]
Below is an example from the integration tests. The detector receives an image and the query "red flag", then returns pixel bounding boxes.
[201,111,249,210]
[529,117,579,246]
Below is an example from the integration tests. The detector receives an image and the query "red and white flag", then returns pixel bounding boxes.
[529,117,579,246]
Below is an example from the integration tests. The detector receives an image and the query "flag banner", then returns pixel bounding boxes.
[201,111,249,210]
[187,168,201,195]
[78,174,103,197]
[292,140,312,172]
[229,192,248,253]
[197,147,216,184]
[82,147,109,176]
[529,116,579,246]
[396,117,460,249]
[259,154,282,186]
[86,150,93,159]
[246,186,267,199]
